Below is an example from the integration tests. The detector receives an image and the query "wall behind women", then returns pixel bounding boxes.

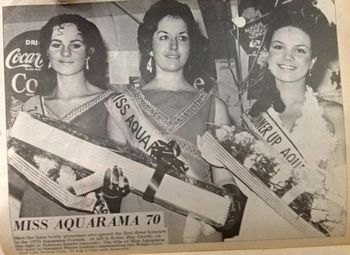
[3,1,206,56]
[3,1,207,84]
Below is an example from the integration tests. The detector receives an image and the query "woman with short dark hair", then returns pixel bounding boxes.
[107,0,246,244]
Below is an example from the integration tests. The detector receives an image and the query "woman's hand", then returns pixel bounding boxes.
[101,166,129,213]
[218,183,247,239]
[102,166,129,199]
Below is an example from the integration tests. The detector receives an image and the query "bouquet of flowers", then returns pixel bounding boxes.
[210,125,345,236]
[215,125,291,195]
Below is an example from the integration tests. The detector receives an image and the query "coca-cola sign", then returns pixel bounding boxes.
[6,48,43,70]
[4,30,44,102]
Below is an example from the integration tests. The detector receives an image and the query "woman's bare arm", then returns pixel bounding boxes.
[211,97,236,186]
[322,101,346,166]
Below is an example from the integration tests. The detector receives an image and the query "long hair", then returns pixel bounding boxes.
[137,0,210,85]
[36,14,107,95]
[249,0,330,116]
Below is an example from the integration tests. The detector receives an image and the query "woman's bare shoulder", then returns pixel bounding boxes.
[319,98,345,136]
[214,96,231,125]
[319,98,344,122]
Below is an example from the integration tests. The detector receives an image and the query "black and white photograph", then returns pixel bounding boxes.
[1,0,349,254]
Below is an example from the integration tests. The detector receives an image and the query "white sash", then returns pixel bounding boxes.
[198,132,325,237]
[242,111,307,168]
[105,92,198,178]
[106,92,222,241]
[242,110,320,204]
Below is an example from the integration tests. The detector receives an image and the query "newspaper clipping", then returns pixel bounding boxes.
[0,0,350,254]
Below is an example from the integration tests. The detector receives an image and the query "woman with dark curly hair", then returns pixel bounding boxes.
[10,14,126,217]
[24,14,110,134]
[244,1,346,237]
[37,14,108,95]
[107,0,246,244]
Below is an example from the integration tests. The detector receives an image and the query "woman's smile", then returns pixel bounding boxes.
[59,60,74,64]
[267,26,316,84]
[152,15,190,73]
[48,23,87,76]
[166,53,180,59]
[278,64,297,71]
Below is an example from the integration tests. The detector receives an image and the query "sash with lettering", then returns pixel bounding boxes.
[105,90,199,178]
[242,109,314,204]
[197,108,329,236]
[105,89,249,240]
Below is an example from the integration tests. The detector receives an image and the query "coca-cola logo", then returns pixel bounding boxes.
[4,30,44,102]
[5,48,44,70]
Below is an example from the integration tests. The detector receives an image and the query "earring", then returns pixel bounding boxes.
[86,58,90,70]
[48,61,51,69]
[146,55,153,73]
[306,69,312,86]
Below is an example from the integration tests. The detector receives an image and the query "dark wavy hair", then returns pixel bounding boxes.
[249,0,330,116]
[36,14,107,95]
[137,0,210,84]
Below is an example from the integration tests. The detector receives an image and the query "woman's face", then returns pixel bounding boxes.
[47,23,87,76]
[152,15,190,74]
[267,26,316,84]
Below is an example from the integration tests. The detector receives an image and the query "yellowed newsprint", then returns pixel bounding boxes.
[0,0,350,254]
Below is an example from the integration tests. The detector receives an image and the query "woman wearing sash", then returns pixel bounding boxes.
[106,0,246,244]
[246,2,346,236]
[10,14,125,217]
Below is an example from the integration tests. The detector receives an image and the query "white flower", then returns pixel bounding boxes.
[312,196,347,235]
[292,167,327,196]
[223,125,236,133]
[33,155,59,174]
[257,49,269,68]
[243,155,256,169]
[215,128,228,142]
[234,131,254,145]
[270,166,290,186]
[252,141,276,158]
[310,197,328,223]
[215,125,235,141]
[56,165,77,186]
[311,196,346,225]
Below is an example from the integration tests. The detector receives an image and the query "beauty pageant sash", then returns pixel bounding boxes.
[241,110,315,204]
